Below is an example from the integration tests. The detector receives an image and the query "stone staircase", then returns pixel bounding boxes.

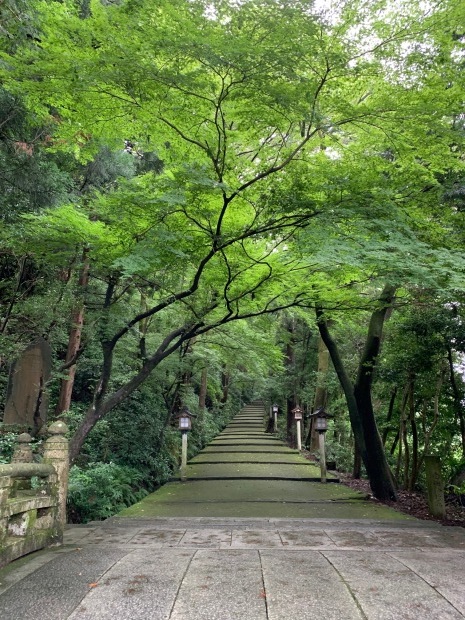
[184,401,334,482]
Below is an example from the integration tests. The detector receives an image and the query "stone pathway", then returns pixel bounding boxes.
[118,402,407,521]
[2,402,465,619]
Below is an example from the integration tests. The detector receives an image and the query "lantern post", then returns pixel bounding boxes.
[177,407,194,478]
[308,408,334,482]
[292,406,303,450]
[272,403,279,433]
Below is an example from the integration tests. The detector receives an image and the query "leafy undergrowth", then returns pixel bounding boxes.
[339,473,465,528]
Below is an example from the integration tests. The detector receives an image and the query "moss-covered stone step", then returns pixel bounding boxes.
[117,479,412,520]
[118,499,410,519]
[209,440,286,446]
[220,428,266,433]
[201,446,300,453]
[230,416,264,420]
[229,418,263,421]
[217,433,280,439]
[219,432,269,436]
[189,452,310,464]
[182,462,334,480]
[213,433,278,439]
[122,479,355,505]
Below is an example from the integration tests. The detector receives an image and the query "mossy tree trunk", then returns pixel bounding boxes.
[316,283,397,501]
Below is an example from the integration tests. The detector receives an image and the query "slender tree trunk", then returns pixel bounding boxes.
[391,381,409,458]
[408,379,419,490]
[353,442,362,479]
[284,317,297,442]
[447,345,465,456]
[55,249,90,416]
[417,368,444,475]
[0,255,27,336]
[308,334,329,450]
[382,388,398,446]
[316,283,397,501]
[138,291,150,365]
[402,416,410,489]
[199,366,208,409]
[221,364,229,404]
[395,416,403,482]
[316,308,367,469]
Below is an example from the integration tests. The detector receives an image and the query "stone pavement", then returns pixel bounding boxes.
[1,402,465,619]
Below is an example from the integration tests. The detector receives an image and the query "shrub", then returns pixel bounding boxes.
[0,430,17,464]
[67,462,148,523]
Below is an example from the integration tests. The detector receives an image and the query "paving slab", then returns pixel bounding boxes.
[179,529,232,547]
[127,529,186,546]
[170,550,267,620]
[0,547,130,620]
[261,550,364,620]
[279,529,337,548]
[323,550,464,619]
[390,551,465,615]
[67,548,195,620]
[229,529,283,548]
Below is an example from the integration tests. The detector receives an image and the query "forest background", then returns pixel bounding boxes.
[1,0,465,521]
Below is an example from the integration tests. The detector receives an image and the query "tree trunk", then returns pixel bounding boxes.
[382,388,398,446]
[316,308,367,469]
[447,345,465,456]
[69,322,191,462]
[284,317,297,442]
[408,379,419,491]
[417,368,444,476]
[316,283,397,501]
[199,366,208,409]
[308,334,329,450]
[221,364,229,404]
[353,284,397,500]
[55,249,90,416]
[353,442,362,479]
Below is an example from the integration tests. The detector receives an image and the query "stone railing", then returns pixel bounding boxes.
[0,421,69,569]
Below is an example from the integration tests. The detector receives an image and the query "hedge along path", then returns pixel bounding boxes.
[118,402,411,520]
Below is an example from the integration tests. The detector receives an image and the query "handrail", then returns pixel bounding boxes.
[0,421,69,569]
[0,463,55,478]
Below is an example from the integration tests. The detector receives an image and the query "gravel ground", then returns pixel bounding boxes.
[339,472,465,528]
[300,449,465,528]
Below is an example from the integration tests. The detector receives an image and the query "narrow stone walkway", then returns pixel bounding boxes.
[184,402,334,481]
[2,402,465,619]
[117,402,404,520]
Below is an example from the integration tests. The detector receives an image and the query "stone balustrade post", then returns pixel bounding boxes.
[0,474,12,547]
[11,432,34,463]
[43,421,69,542]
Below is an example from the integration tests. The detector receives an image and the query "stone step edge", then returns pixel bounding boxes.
[172,476,340,483]
[209,443,286,446]
[189,461,315,465]
[201,450,300,454]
